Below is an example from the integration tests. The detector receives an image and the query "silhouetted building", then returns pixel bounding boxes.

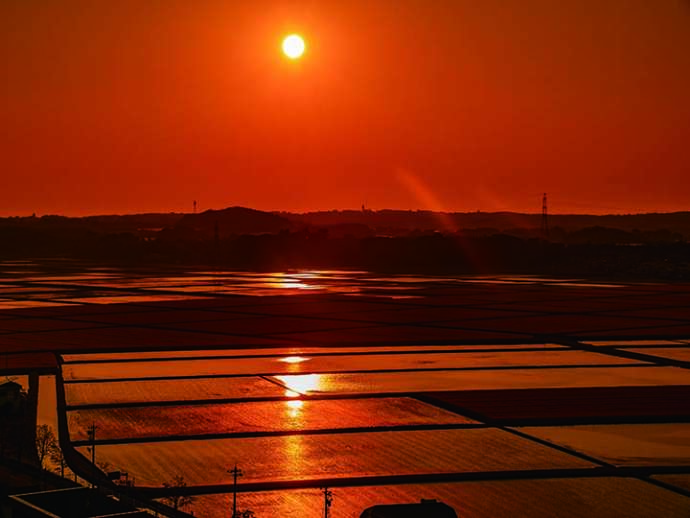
[0,380,23,413]
[360,499,458,518]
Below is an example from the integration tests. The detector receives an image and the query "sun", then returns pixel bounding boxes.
[282,34,306,59]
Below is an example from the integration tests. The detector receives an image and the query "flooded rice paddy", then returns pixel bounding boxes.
[3,262,690,516]
[59,340,690,517]
[190,478,690,518]
[76,428,594,486]
[68,397,476,442]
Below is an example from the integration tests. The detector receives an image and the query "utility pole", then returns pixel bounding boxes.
[321,487,333,518]
[228,464,243,518]
[87,422,97,488]
[193,200,197,214]
[87,423,97,465]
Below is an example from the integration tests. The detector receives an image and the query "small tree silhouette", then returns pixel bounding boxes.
[35,424,57,469]
[162,475,195,511]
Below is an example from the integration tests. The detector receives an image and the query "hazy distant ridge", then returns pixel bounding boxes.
[280,210,690,236]
[2,208,690,237]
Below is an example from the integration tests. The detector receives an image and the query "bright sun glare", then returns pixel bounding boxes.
[282,34,306,59]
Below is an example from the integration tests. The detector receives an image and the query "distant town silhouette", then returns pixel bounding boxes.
[1,207,688,279]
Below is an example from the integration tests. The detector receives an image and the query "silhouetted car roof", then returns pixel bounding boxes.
[360,501,458,518]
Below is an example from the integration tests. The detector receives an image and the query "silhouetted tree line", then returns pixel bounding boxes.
[1,224,688,279]
[285,209,690,238]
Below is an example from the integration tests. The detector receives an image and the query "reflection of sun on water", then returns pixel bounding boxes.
[286,399,304,410]
[266,281,315,290]
[282,392,307,475]
[284,433,305,477]
[292,272,318,279]
[276,374,322,395]
[286,399,304,418]
[264,272,322,291]
[279,355,310,373]
[279,356,309,364]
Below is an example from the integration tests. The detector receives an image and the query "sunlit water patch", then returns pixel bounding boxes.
[64,377,286,406]
[76,428,592,486]
[271,366,690,395]
[61,344,564,364]
[62,350,633,382]
[67,397,476,441]
[518,424,690,467]
[190,477,690,518]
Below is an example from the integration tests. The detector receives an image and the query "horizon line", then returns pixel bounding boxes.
[1,206,689,219]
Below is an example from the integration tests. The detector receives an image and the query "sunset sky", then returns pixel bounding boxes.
[2,0,689,216]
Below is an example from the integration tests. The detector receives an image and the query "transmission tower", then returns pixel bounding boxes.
[541,193,549,240]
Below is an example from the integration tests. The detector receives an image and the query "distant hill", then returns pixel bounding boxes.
[2,208,689,238]
[0,213,184,232]
[174,206,294,238]
[1,207,688,277]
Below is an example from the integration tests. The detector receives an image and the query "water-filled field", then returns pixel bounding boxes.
[518,424,690,467]
[62,349,637,381]
[3,263,689,517]
[270,366,688,395]
[190,478,690,518]
[76,428,593,486]
[64,377,285,406]
[67,397,476,442]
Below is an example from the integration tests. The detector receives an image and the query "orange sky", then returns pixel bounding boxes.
[2,0,689,216]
